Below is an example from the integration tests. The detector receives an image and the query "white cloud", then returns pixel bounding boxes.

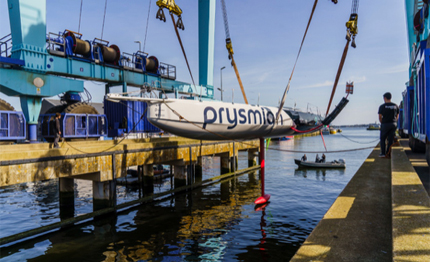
[379,63,408,74]
[299,75,367,89]
[300,80,334,89]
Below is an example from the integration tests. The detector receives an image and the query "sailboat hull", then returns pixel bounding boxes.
[146,99,295,140]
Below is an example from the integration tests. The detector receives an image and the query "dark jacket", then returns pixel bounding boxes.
[53,118,61,135]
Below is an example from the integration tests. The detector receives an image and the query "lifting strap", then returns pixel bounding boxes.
[230,56,248,104]
[325,39,350,116]
[276,0,319,123]
[221,0,248,104]
[170,13,196,88]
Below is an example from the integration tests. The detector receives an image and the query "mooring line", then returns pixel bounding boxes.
[265,146,376,154]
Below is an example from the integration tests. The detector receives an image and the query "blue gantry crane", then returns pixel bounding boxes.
[0,0,216,143]
[400,0,430,164]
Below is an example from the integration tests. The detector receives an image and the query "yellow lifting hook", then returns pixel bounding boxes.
[346,0,359,48]
[346,13,358,48]
[156,0,184,30]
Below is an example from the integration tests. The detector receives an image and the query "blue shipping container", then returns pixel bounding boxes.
[104,99,161,135]
[411,40,430,142]
[39,113,107,139]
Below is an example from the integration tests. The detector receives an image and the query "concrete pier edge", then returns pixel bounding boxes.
[391,144,430,261]
[291,142,430,261]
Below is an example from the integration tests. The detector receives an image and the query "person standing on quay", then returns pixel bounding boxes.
[378,92,399,157]
[53,112,61,148]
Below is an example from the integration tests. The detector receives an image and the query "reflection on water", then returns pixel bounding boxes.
[294,168,346,181]
[0,128,378,261]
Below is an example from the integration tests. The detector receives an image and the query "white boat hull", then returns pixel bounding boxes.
[106,95,295,140]
[148,99,295,140]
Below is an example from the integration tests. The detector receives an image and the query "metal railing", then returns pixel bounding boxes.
[0,34,12,57]
[46,32,66,57]
[159,62,176,80]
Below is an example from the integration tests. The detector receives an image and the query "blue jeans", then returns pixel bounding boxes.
[380,123,397,155]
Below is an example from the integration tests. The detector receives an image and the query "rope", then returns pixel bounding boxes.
[221,0,230,39]
[143,0,152,52]
[320,130,328,151]
[170,13,196,88]
[78,0,83,33]
[339,133,379,144]
[325,39,350,116]
[276,0,319,123]
[266,146,375,154]
[101,0,108,40]
[291,124,323,134]
[351,0,359,14]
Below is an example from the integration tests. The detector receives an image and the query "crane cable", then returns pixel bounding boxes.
[275,0,320,123]
[78,0,83,33]
[221,0,248,104]
[325,0,359,116]
[170,14,197,90]
[101,0,108,40]
[143,0,152,52]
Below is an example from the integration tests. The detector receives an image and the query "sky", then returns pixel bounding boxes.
[0,0,409,125]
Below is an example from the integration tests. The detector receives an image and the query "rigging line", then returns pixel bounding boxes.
[101,0,108,40]
[325,39,350,116]
[170,13,196,89]
[320,130,328,151]
[221,0,230,39]
[78,0,83,33]
[351,0,359,14]
[276,0,319,123]
[143,0,152,52]
[339,133,379,144]
[265,146,375,154]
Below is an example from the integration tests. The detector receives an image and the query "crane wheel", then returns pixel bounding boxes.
[0,98,15,111]
[64,102,99,114]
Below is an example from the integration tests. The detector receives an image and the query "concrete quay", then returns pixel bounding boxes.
[291,139,430,261]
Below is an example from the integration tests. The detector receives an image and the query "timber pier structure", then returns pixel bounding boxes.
[0,137,260,245]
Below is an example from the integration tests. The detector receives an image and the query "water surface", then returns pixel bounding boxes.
[0,127,378,261]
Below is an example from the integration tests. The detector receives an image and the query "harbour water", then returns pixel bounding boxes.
[0,127,378,261]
